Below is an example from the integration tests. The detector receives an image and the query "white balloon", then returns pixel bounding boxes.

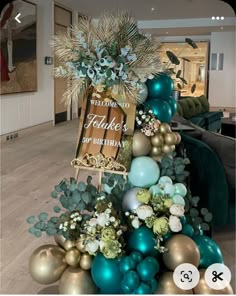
[172,194,185,206]
[122,188,142,211]
[158,176,173,185]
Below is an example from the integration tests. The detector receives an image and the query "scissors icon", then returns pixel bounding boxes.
[212,271,224,282]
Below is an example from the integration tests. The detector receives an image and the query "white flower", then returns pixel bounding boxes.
[110,216,115,222]
[117,230,122,236]
[88,218,97,227]
[97,213,110,227]
[59,224,63,229]
[136,205,154,221]
[132,217,141,229]
[170,204,185,217]
[70,224,76,229]
[85,240,99,254]
[169,215,182,232]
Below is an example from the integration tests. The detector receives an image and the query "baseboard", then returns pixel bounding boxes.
[0,121,53,144]
[210,106,236,113]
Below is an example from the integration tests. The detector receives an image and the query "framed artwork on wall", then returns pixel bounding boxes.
[0,0,37,95]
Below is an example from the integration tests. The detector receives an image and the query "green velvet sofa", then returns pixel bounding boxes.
[177,96,223,132]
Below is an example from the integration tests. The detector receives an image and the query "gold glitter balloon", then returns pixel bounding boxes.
[164,133,177,145]
[163,234,200,271]
[162,145,175,154]
[65,248,81,267]
[54,234,66,248]
[159,123,171,134]
[150,146,162,157]
[155,272,193,294]
[59,266,98,294]
[29,244,67,285]
[193,270,234,294]
[174,132,181,144]
[151,133,164,147]
[79,253,93,270]
[76,238,86,253]
[64,240,76,251]
[132,131,152,157]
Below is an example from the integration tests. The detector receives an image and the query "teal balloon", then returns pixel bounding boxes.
[193,235,223,268]
[134,283,152,294]
[181,223,194,237]
[172,194,185,206]
[130,251,143,264]
[147,278,158,293]
[180,216,187,225]
[128,156,160,188]
[121,270,140,293]
[128,226,158,256]
[91,253,122,293]
[146,73,174,99]
[174,183,187,197]
[164,96,177,115]
[149,185,163,196]
[145,99,172,123]
[163,231,172,242]
[119,256,136,274]
[137,257,159,281]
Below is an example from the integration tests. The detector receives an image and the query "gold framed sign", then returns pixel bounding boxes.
[72,93,136,175]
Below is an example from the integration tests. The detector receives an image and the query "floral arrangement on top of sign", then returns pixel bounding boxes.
[26,11,232,296]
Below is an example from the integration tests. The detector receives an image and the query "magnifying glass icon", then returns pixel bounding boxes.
[184,273,190,280]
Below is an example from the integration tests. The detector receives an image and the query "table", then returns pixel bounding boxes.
[221,117,236,138]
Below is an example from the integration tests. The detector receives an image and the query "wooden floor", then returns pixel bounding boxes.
[0,120,235,294]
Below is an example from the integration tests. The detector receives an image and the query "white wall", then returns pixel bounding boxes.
[208,31,236,108]
[0,0,54,135]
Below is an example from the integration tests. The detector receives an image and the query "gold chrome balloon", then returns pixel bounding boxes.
[151,133,164,147]
[159,123,171,134]
[79,253,93,270]
[193,270,234,294]
[76,238,86,253]
[150,146,162,157]
[29,244,67,285]
[174,132,181,144]
[162,144,175,154]
[59,266,98,294]
[164,133,177,145]
[64,240,76,251]
[132,130,152,157]
[163,234,200,271]
[155,272,193,294]
[65,248,81,267]
[54,234,66,248]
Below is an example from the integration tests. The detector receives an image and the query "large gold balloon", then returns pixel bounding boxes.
[132,131,152,157]
[79,253,93,270]
[193,270,234,294]
[29,244,67,285]
[163,234,200,271]
[150,146,162,157]
[159,123,171,134]
[59,266,98,294]
[65,248,81,267]
[164,133,177,145]
[64,240,76,251]
[151,133,164,147]
[155,272,193,294]
[54,234,67,248]
[162,144,175,154]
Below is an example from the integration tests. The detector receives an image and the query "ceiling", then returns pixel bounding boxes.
[56,0,235,20]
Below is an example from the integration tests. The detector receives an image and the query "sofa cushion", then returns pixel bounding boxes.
[198,95,210,112]
[190,116,206,128]
[201,131,235,202]
[202,111,223,125]
[178,98,196,119]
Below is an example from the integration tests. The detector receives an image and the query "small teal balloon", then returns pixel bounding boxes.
[137,257,159,281]
[119,256,136,274]
[181,223,194,237]
[163,231,172,242]
[174,183,187,197]
[180,216,187,225]
[147,278,158,293]
[163,183,175,196]
[121,270,140,293]
[134,282,152,294]
[158,176,173,185]
[91,253,122,293]
[192,235,223,268]
[128,156,160,188]
[145,99,172,123]
[172,194,185,206]
[146,73,174,99]
[164,96,177,115]
[128,226,158,256]
[130,251,143,264]
[149,185,163,196]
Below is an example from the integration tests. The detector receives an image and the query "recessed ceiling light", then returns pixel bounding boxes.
[221,16,224,20]
[216,16,220,20]
[212,16,215,20]
[221,26,224,30]
[151,7,155,11]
